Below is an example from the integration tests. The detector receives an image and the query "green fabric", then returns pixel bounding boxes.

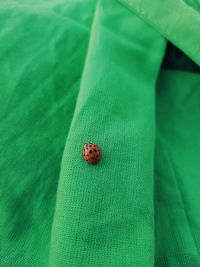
[0,0,199,266]
[119,0,200,65]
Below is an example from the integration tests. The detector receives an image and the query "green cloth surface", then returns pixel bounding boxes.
[0,0,200,266]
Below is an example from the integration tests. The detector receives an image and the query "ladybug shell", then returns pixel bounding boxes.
[82,142,101,165]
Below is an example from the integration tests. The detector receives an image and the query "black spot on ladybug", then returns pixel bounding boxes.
[91,157,94,159]
[93,149,97,152]
[89,150,92,153]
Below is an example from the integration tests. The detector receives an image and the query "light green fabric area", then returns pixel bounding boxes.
[119,0,200,65]
[0,0,200,266]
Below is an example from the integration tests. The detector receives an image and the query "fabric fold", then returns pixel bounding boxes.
[49,0,166,266]
[118,0,200,65]
[155,70,200,266]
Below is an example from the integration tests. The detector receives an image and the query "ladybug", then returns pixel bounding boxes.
[82,142,102,165]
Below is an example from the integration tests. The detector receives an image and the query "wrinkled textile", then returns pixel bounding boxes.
[0,0,200,266]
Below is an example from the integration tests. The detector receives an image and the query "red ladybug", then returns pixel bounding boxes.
[82,142,102,165]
